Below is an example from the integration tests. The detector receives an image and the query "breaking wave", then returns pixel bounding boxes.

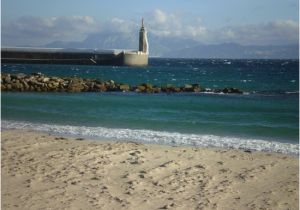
[2,120,298,156]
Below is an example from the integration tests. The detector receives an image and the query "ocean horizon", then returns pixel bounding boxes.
[2,58,299,155]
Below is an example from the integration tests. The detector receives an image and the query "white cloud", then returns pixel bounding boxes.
[153,9,168,25]
[1,10,298,47]
[146,9,298,45]
[105,18,137,34]
[186,25,207,37]
[147,9,208,39]
[214,19,299,45]
[148,9,182,36]
[2,16,100,46]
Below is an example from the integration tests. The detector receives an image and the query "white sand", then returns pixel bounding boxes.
[2,129,298,210]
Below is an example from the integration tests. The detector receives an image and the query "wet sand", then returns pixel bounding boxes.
[2,129,298,210]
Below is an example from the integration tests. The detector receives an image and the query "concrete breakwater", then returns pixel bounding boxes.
[1,73,243,94]
[1,48,148,66]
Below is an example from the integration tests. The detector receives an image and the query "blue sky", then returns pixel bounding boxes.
[3,0,298,26]
[2,0,299,47]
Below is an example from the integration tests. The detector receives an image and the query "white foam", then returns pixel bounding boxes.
[2,120,298,155]
[241,80,252,83]
[285,91,299,94]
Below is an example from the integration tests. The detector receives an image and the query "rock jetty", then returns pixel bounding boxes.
[1,73,243,94]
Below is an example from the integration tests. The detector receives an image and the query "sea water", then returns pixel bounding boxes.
[1,58,299,155]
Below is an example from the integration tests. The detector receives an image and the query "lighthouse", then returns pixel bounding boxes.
[139,18,149,54]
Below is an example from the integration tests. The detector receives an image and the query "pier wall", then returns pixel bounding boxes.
[1,48,148,66]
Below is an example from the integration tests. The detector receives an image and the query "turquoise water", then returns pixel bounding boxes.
[1,59,299,154]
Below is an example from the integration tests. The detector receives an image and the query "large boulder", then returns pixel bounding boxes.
[50,77,61,82]
[21,81,30,91]
[174,87,181,92]
[162,84,180,93]
[153,86,161,93]
[192,84,201,92]
[183,84,193,92]
[105,80,116,91]
[228,87,243,94]
[214,89,222,93]
[82,84,89,92]
[11,73,26,80]
[12,82,24,91]
[52,82,60,88]
[86,82,95,91]
[67,80,85,92]
[95,80,103,85]
[47,81,60,91]
[162,84,173,92]
[219,87,243,94]
[143,83,153,89]
[136,85,146,93]
[6,84,12,91]
[28,80,45,87]
[119,84,130,92]
[1,84,6,91]
[135,83,154,93]
[108,80,115,85]
[42,77,50,83]
[3,74,11,83]
[94,83,107,92]
[67,86,84,92]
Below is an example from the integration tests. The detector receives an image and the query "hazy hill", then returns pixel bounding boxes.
[163,43,299,59]
[44,33,298,59]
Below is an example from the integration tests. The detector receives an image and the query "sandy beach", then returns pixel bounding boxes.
[2,129,298,210]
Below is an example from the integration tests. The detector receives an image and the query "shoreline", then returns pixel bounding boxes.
[2,129,298,210]
[2,120,299,156]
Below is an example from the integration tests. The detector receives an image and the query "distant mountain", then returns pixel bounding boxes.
[162,43,299,59]
[43,32,199,56]
[44,31,138,50]
[146,34,200,57]
[43,33,298,59]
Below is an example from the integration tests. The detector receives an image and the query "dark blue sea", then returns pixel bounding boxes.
[1,58,299,155]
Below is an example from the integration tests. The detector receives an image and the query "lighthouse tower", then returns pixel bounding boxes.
[121,18,149,66]
[139,18,149,54]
